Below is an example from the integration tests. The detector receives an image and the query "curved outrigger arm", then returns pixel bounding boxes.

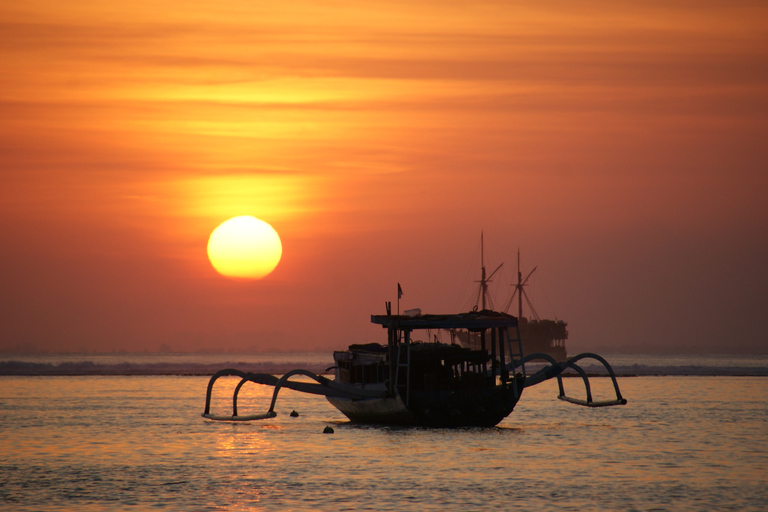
[506,352,627,407]
[202,368,387,421]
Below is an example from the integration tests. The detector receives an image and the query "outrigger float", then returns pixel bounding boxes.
[202,306,627,427]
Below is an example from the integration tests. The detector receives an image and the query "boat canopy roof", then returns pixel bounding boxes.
[371,310,518,330]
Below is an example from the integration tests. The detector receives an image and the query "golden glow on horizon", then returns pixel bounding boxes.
[207,216,282,279]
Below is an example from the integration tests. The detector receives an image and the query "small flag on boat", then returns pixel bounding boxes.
[398,283,403,299]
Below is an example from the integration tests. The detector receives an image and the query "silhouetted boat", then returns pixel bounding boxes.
[202,302,626,428]
[326,310,527,427]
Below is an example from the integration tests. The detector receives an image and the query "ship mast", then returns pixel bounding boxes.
[517,249,523,320]
[476,232,503,311]
[504,249,538,320]
[480,233,487,310]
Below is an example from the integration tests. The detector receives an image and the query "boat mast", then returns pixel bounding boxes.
[517,249,523,321]
[476,232,503,311]
[503,249,537,319]
[480,232,487,310]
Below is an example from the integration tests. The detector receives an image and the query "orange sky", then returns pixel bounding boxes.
[1,0,767,354]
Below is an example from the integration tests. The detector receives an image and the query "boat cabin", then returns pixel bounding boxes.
[333,310,523,405]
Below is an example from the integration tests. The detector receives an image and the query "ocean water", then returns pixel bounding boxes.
[0,358,766,511]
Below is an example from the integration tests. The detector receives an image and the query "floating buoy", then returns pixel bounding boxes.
[290,410,299,417]
[323,426,334,434]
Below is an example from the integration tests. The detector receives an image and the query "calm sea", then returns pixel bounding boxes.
[1,354,766,511]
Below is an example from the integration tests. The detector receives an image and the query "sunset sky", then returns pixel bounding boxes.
[2,0,766,355]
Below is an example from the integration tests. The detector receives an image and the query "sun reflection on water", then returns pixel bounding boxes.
[1,375,766,510]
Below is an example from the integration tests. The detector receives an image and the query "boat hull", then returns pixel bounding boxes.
[327,383,523,428]
[326,394,416,425]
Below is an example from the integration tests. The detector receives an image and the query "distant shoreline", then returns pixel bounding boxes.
[1,360,765,377]
[0,361,331,377]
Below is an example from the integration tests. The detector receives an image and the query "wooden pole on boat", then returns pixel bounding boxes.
[481,232,487,310]
[498,327,507,384]
[518,249,523,321]
[490,327,496,379]
[388,326,396,397]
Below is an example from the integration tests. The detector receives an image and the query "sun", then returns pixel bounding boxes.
[207,216,282,279]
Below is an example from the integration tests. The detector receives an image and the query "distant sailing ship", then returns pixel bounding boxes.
[459,234,567,360]
[504,248,567,360]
